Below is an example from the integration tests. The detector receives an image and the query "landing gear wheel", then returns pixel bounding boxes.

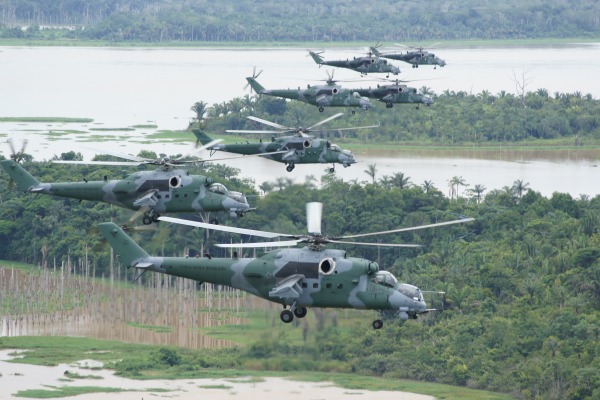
[372,319,383,330]
[142,216,152,225]
[293,306,307,319]
[351,110,356,115]
[318,107,324,112]
[329,167,335,173]
[286,164,295,172]
[152,213,160,223]
[280,310,294,323]
[386,103,393,109]
[209,218,219,225]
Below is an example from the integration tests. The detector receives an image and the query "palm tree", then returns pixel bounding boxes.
[449,176,468,200]
[364,163,377,184]
[470,184,487,204]
[421,180,435,194]
[512,179,530,200]
[190,101,208,122]
[391,172,411,189]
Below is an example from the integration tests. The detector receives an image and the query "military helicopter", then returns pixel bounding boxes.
[308,50,401,77]
[192,112,375,172]
[352,79,433,109]
[0,142,270,225]
[370,44,446,69]
[245,68,372,113]
[99,202,474,329]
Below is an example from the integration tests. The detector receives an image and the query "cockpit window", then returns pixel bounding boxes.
[398,283,421,300]
[208,183,227,195]
[227,190,246,204]
[330,144,342,152]
[342,149,353,156]
[372,271,398,288]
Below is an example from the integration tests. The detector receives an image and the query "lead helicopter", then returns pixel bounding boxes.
[192,112,376,172]
[1,140,279,226]
[99,202,474,329]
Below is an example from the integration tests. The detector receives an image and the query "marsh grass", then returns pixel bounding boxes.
[198,384,233,389]
[89,127,136,132]
[63,370,103,380]
[14,385,125,398]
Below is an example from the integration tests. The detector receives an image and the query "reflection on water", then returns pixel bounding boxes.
[0,264,269,349]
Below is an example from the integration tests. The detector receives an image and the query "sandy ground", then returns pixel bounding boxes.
[0,350,433,400]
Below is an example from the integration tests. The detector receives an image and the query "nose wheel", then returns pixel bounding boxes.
[286,163,295,172]
[372,319,383,330]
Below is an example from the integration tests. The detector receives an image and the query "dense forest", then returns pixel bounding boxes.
[1,146,600,398]
[193,87,600,145]
[0,0,599,42]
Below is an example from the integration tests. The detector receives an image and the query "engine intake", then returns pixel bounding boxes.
[319,258,336,275]
[169,176,182,188]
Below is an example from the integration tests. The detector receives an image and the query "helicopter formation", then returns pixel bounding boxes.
[1,43,462,329]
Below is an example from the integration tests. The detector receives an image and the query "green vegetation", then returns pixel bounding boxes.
[0,1,598,43]
[130,124,158,129]
[0,117,93,123]
[14,386,125,398]
[89,127,135,132]
[62,370,103,380]
[198,384,233,389]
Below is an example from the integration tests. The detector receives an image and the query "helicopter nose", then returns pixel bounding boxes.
[360,97,372,110]
[423,95,433,105]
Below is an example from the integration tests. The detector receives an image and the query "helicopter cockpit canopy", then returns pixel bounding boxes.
[342,149,353,156]
[208,183,228,195]
[397,283,423,301]
[372,270,398,288]
[227,190,246,204]
[330,144,342,153]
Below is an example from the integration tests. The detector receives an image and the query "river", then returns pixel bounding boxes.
[1,43,600,197]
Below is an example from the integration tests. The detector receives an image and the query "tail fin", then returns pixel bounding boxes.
[98,223,152,267]
[308,51,324,65]
[369,47,381,56]
[0,160,41,191]
[245,77,266,94]
[191,129,215,146]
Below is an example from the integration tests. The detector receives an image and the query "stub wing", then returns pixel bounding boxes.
[133,190,159,207]
[269,274,304,300]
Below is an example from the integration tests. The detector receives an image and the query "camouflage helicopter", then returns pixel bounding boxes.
[192,112,375,172]
[352,79,434,109]
[308,50,401,77]
[99,202,473,329]
[370,44,446,69]
[0,141,276,225]
[245,68,372,114]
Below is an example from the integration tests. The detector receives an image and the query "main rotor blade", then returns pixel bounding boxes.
[306,112,344,130]
[338,218,475,240]
[175,139,223,160]
[158,216,294,239]
[246,116,291,131]
[306,202,322,236]
[327,239,422,248]
[226,129,284,134]
[317,123,379,132]
[81,147,150,162]
[52,160,144,166]
[216,239,302,248]
[200,150,286,162]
